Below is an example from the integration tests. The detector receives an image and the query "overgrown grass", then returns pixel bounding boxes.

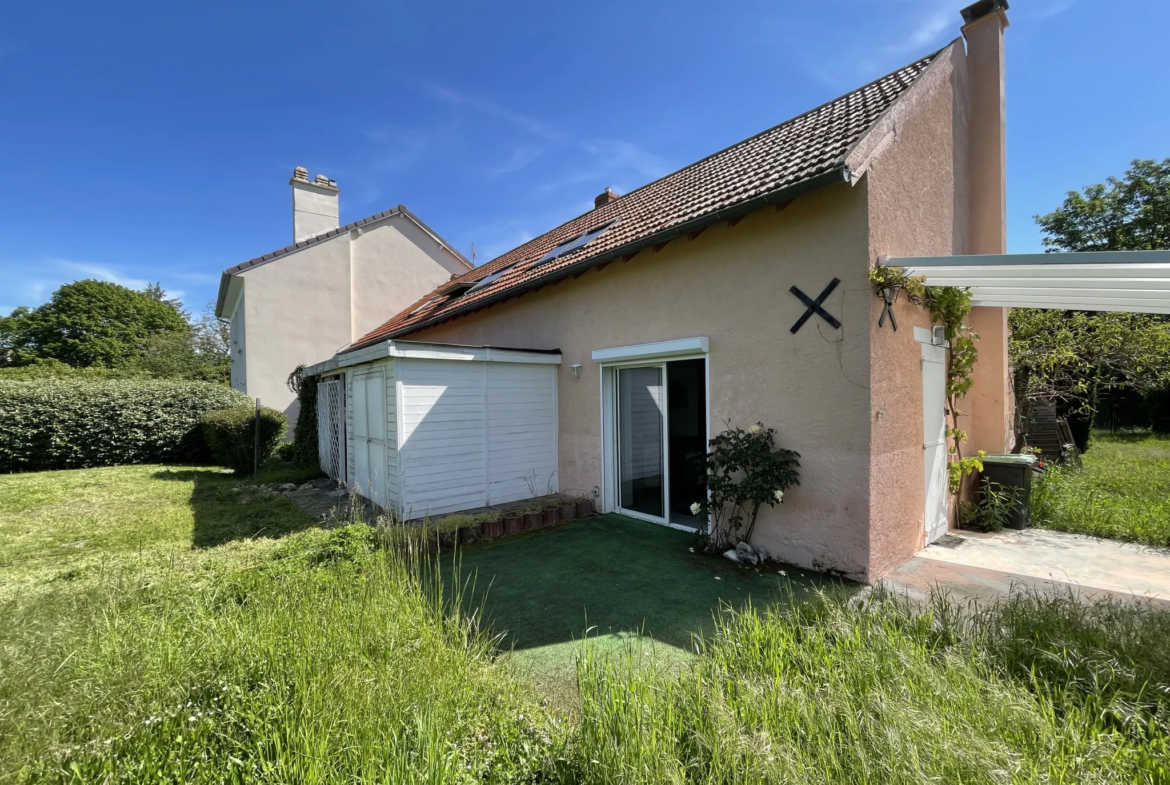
[3,465,1170,783]
[569,591,1170,784]
[1032,431,1170,547]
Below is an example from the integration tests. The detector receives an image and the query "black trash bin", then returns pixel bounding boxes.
[978,454,1037,529]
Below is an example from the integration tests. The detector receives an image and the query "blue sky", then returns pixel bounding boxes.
[1,0,1166,316]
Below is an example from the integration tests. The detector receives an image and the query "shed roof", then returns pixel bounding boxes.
[344,47,944,352]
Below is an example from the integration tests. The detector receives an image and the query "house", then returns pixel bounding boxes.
[303,1,1017,582]
[214,168,473,424]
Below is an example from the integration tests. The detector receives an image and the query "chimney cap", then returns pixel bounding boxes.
[289,168,340,191]
[960,0,1008,25]
[594,187,620,208]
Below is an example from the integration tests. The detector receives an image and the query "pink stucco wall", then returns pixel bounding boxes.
[863,42,971,578]
[408,184,877,578]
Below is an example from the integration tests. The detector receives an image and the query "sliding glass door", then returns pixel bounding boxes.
[616,365,665,519]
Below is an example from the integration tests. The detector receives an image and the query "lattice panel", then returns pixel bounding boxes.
[317,378,345,482]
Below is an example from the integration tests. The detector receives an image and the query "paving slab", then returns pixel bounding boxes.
[883,528,1170,606]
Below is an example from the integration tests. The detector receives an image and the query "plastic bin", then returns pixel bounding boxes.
[978,454,1037,529]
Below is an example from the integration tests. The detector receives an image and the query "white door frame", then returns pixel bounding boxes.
[917,327,950,544]
[596,339,710,531]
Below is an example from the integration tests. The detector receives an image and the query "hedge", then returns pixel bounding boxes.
[0,379,250,473]
[199,406,287,475]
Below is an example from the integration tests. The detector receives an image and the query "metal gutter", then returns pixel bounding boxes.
[355,166,851,349]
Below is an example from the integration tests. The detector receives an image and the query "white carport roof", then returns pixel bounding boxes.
[885,250,1170,314]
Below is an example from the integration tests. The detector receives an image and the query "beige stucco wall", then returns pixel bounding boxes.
[406,183,877,578]
[234,214,469,425]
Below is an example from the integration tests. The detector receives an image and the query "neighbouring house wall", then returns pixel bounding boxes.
[350,217,472,341]
[241,234,353,425]
[229,296,246,393]
[236,214,469,426]
[865,42,971,578]
[405,183,875,579]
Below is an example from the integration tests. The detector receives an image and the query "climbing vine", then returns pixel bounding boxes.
[869,265,984,493]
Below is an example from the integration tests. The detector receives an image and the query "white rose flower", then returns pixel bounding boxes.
[773,489,784,502]
[689,502,702,515]
[748,424,761,434]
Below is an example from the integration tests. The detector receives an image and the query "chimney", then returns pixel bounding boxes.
[594,187,619,209]
[290,166,340,242]
[960,0,1014,456]
[961,0,1009,255]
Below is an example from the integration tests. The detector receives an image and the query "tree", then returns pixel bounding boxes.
[132,302,230,382]
[1036,159,1170,252]
[1012,159,1170,433]
[1,280,189,368]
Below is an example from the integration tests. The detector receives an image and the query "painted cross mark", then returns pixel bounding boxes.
[789,278,842,333]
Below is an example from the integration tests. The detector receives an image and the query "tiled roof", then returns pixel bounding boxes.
[347,50,941,351]
[215,205,472,315]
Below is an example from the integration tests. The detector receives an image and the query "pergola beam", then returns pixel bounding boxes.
[884,251,1170,314]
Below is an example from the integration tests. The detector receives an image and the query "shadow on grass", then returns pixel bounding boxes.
[152,468,322,549]
[441,514,852,653]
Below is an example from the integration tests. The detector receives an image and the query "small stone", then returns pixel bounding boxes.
[298,483,313,491]
[279,483,296,492]
[723,549,741,563]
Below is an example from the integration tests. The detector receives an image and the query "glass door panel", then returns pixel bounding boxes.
[617,365,665,518]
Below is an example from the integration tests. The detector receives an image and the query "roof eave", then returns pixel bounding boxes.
[351,165,851,350]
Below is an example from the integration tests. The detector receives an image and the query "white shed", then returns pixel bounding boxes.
[307,341,561,520]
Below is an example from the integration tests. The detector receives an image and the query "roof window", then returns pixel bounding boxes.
[531,222,614,269]
[467,260,523,293]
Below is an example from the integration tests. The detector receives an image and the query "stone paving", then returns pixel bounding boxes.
[882,527,1170,606]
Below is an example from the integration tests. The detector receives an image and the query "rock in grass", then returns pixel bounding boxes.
[735,541,760,565]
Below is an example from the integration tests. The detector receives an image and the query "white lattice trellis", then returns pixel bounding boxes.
[317,378,345,482]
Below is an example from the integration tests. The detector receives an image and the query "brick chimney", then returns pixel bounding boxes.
[290,166,340,243]
[960,0,1014,455]
[594,188,619,208]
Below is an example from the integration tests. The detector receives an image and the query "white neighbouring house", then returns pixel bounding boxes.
[214,168,473,427]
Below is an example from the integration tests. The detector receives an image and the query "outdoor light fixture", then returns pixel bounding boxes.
[570,364,582,378]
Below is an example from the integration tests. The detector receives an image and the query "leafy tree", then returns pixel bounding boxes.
[1012,159,1170,431]
[1036,159,1170,252]
[130,302,230,382]
[1,280,188,368]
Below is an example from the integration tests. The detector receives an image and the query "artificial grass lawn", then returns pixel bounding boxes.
[1032,431,1170,548]
[447,515,841,703]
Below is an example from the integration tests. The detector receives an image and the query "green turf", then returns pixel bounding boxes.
[445,514,845,704]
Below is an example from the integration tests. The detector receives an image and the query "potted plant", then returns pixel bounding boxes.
[523,506,543,530]
[575,495,594,519]
[558,498,576,522]
[542,501,560,527]
[506,510,527,535]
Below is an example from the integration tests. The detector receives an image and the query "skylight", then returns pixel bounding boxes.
[467,260,522,293]
[531,222,614,269]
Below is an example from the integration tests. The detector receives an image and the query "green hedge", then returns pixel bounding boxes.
[200,406,287,475]
[0,379,250,473]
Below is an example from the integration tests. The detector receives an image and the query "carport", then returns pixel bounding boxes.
[886,250,1170,313]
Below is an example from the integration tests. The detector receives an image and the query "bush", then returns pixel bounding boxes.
[200,406,287,474]
[0,379,248,473]
[285,365,320,467]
